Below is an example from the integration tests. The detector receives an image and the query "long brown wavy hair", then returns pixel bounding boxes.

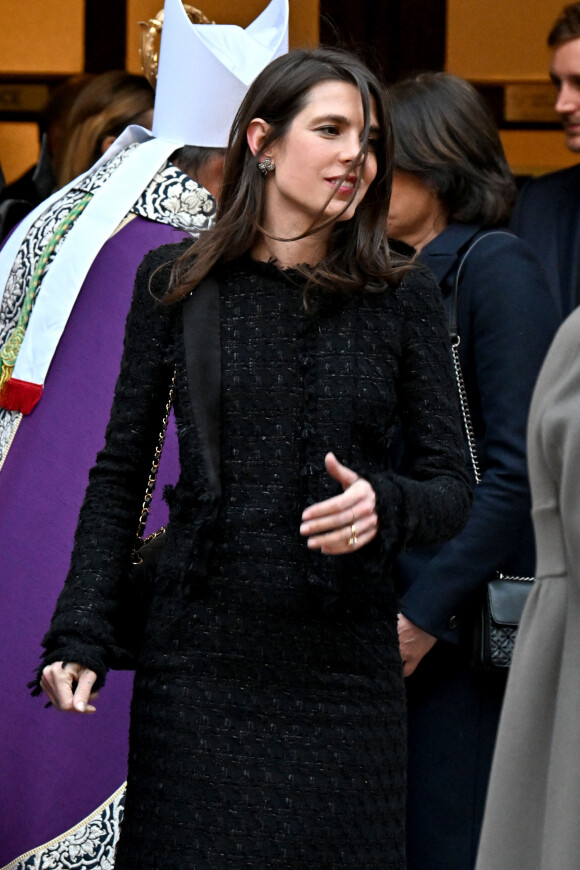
[165,47,410,303]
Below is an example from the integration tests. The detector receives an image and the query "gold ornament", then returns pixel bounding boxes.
[139,5,214,87]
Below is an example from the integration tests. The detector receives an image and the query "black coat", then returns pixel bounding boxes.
[510,163,580,319]
[398,223,560,870]
[38,244,472,684]
[36,243,472,867]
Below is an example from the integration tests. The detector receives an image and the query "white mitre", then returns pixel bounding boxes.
[0,0,289,412]
[153,0,289,147]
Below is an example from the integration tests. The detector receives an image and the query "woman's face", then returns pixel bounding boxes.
[387,169,449,251]
[262,79,379,236]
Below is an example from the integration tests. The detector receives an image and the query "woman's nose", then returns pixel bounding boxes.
[340,133,363,164]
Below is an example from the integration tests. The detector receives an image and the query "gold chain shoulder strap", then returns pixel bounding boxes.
[131,370,175,564]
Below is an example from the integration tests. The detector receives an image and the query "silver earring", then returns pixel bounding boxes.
[257,155,275,176]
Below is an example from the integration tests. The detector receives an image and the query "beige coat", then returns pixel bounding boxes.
[476,307,580,870]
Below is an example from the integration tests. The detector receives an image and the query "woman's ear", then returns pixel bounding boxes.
[247,118,270,157]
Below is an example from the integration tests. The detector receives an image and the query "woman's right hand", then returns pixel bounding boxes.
[41,662,99,713]
[397,613,437,677]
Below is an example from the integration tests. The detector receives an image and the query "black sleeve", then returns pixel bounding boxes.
[399,234,560,642]
[368,267,472,558]
[33,244,181,689]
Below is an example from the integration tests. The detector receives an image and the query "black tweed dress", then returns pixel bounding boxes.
[38,250,471,869]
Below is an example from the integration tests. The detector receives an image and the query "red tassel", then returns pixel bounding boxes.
[0,378,43,414]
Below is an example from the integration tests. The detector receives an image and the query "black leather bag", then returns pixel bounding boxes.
[471,574,533,671]
[113,350,176,666]
[450,233,535,672]
[111,274,221,668]
[113,529,167,668]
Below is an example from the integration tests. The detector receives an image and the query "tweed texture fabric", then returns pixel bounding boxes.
[37,246,471,868]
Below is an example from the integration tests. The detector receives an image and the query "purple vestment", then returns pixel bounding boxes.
[0,217,188,864]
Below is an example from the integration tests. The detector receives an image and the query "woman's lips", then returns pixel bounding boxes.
[326,175,358,193]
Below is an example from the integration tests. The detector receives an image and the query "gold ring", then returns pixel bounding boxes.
[348,522,357,547]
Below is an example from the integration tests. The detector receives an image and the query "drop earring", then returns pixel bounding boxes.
[257,155,275,176]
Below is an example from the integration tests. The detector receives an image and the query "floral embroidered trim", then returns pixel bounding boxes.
[131,162,217,233]
[0,783,126,870]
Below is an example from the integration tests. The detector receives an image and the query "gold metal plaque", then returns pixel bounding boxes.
[0,84,49,114]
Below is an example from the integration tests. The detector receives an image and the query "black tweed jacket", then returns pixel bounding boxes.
[37,242,471,687]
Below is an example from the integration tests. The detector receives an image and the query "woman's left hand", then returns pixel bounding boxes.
[300,452,378,554]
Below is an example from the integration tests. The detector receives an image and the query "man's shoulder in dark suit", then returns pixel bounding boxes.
[510,162,580,319]
[512,163,580,225]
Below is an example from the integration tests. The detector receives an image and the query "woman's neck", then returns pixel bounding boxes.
[251,217,332,269]
[251,236,326,269]
[404,212,449,253]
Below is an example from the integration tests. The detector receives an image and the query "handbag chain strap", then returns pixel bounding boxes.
[449,231,534,583]
[497,572,534,582]
[131,370,175,562]
[451,340,482,485]
[449,231,513,486]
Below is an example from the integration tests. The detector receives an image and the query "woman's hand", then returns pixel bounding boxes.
[300,452,379,554]
[397,613,437,677]
[41,661,99,713]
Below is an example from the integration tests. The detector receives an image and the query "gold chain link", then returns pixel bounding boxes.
[131,370,176,562]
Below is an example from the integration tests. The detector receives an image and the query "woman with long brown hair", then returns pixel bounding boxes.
[37,49,470,868]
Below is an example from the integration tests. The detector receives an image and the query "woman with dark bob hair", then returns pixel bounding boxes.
[388,72,560,870]
[36,50,471,868]
[388,72,516,230]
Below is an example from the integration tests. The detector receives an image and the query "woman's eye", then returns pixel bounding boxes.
[318,125,339,135]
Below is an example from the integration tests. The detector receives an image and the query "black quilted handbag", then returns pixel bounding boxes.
[450,233,535,672]
[471,573,534,670]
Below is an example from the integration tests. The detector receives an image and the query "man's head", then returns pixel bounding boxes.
[170,145,226,199]
[549,3,580,151]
